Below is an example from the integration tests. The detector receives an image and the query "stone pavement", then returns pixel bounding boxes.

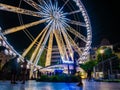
[0,80,120,90]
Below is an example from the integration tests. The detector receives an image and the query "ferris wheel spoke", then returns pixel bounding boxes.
[22,22,51,57]
[41,0,49,9]
[23,29,35,41]
[49,0,53,9]
[60,36,70,62]
[23,0,50,17]
[54,0,58,11]
[53,21,69,62]
[65,24,87,43]
[45,31,53,66]
[59,24,74,61]
[37,1,51,15]
[29,25,50,79]
[30,27,48,63]
[59,0,69,12]
[39,0,52,13]
[61,33,73,61]
[23,30,34,42]
[0,3,41,17]
[38,4,50,15]
[66,19,86,27]
[61,21,87,43]
[34,21,53,65]
[58,26,70,62]
[30,21,53,62]
[38,0,42,4]
[41,2,51,14]
[22,29,45,57]
[23,0,41,11]
[54,30,66,62]
[18,14,35,42]
[3,19,48,35]
[66,31,83,55]
[63,10,81,16]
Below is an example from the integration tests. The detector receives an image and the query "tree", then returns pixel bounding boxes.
[97,46,115,63]
[80,60,97,72]
[38,49,46,67]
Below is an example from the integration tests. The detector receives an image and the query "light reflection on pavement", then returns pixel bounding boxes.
[0,80,120,90]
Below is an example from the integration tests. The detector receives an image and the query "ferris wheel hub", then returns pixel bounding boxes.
[53,12,60,20]
[45,3,64,24]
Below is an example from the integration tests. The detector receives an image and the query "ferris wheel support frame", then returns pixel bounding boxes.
[0,0,92,70]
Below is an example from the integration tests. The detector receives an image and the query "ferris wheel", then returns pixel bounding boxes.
[0,0,92,67]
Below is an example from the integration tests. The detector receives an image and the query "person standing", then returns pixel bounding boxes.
[21,59,28,84]
[10,55,19,84]
[87,69,92,81]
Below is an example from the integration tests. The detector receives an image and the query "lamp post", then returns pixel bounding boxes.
[67,64,70,74]
[0,60,2,70]
[99,49,104,78]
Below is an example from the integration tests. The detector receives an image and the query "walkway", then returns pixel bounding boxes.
[0,80,120,90]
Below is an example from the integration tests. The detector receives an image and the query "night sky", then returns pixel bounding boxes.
[81,0,120,46]
[0,0,120,50]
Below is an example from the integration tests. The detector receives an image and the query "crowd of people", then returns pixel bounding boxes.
[10,55,29,84]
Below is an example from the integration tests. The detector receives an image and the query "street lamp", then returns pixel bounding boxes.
[99,49,104,78]
[99,49,104,55]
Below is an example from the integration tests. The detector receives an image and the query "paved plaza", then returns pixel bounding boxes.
[0,80,120,90]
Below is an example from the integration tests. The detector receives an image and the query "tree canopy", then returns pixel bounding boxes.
[80,60,97,72]
[96,46,114,62]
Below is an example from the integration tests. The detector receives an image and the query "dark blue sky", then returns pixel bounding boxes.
[81,0,120,46]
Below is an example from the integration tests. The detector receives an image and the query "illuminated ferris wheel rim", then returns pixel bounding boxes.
[0,0,92,65]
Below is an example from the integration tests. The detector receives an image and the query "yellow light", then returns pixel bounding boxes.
[99,49,104,54]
